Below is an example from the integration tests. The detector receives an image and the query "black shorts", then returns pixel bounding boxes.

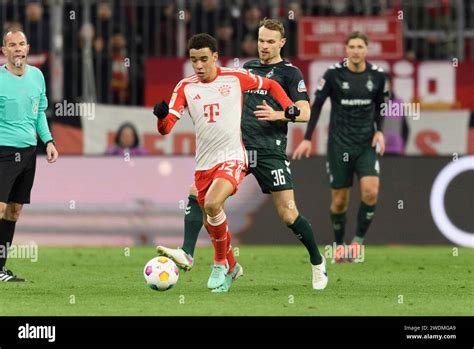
[326,144,380,189]
[0,146,37,204]
[246,151,294,194]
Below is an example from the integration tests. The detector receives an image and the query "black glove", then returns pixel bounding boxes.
[153,101,169,120]
[284,105,300,122]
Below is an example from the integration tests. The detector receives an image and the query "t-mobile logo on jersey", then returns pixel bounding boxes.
[203,103,220,123]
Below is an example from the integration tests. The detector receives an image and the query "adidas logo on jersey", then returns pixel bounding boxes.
[193,94,201,100]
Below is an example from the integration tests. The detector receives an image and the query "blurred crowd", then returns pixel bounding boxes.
[1,0,474,106]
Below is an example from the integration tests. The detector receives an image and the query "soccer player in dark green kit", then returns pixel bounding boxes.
[293,31,387,263]
[156,19,328,291]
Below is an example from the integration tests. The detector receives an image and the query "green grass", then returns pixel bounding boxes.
[0,245,473,316]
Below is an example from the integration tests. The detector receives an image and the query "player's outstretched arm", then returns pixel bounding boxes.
[260,78,293,110]
[254,99,310,122]
[153,100,178,135]
[294,100,310,122]
[237,70,300,121]
[261,78,302,122]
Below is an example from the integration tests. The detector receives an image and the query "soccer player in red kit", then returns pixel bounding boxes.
[153,33,299,292]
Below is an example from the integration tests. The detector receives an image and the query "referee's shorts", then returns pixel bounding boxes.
[0,146,37,204]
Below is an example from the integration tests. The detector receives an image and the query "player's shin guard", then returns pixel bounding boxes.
[0,219,16,270]
[354,202,376,243]
[206,211,228,265]
[182,195,203,257]
[330,211,347,245]
[288,215,323,265]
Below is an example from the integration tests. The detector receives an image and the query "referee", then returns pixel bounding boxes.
[0,30,58,282]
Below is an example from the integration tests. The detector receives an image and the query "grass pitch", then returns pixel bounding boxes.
[0,245,472,316]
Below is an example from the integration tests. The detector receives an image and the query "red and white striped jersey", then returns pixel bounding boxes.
[161,67,293,170]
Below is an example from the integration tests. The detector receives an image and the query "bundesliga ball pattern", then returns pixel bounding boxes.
[144,256,179,291]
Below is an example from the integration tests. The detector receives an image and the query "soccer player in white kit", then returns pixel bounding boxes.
[153,33,298,292]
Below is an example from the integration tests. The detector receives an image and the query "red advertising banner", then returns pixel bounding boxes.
[140,57,474,156]
[298,16,403,59]
[144,58,474,110]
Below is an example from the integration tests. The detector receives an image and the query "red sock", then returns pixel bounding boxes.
[206,226,217,251]
[207,211,228,265]
[226,230,236,273]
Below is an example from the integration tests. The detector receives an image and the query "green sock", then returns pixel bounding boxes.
[288,215,322,265]
[354,202,376,243]
[330,211,347,245]
[182,195,203,257]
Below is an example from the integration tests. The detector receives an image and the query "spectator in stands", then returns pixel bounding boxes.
[309,0,351,16]
[240,4,263,56]
[241,33,258,57]
[195,0,220,36]
[157,1,191,56]
[242,4,263,40]
[216,21,236,57]
[329,0,351,16]
[24,1,49,54]
[405,0,458,59]
[94,0,113,53]
[106,122,149,156]
[92,1,113,103]
[110,32,130,105]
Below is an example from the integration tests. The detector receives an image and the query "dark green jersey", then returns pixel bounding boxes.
[242,59,309,155]
[316,61,386,148]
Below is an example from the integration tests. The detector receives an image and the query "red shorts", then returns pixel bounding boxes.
[195,160,247,207]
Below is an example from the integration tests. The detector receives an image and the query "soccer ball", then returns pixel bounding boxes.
[143,256,179,291]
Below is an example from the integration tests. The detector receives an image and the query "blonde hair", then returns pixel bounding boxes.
[259,18,285,38]
[345,31,368,46]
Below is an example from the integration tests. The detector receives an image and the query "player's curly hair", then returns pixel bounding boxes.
[187,33,218,53]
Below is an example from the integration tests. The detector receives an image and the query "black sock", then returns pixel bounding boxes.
[182,195,203,257]
[354,202,376,243]
[288,215,323,265]
[0,219,16,270]
[330,211,347,245]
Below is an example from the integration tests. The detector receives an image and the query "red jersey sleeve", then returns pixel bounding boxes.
[157,79,188,135]
[232,69,293,110]
[232,69,264,91]
[168,80,188,119]
[260,77,293,110]
[157,115,178,135]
